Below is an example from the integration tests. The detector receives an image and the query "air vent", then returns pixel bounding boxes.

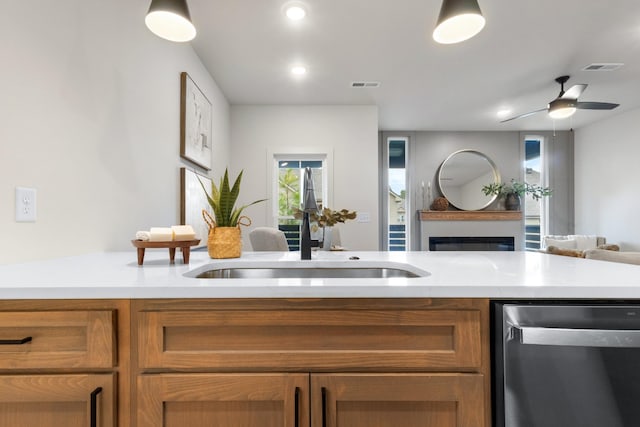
[582,63,624,71]
[351,81,381,88]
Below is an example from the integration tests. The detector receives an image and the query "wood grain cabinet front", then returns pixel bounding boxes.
[0,374,115,427]
[135,372,484,427]
[134,299,490,427]
[137,373,308,427]
[137,301,482,371]
[312,373,485,427]
[0,301,129,427]
[0,310,115,369]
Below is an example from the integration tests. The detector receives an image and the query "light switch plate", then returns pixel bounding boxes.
[15,187,37,222]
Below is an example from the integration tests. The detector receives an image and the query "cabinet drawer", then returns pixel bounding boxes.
[0,373,115,427]
[138,306,482,371]
[0,310,115,369]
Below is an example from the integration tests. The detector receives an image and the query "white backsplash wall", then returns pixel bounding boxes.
[0,0,230,264]
[575,107,640,251]
[230,105,379,251]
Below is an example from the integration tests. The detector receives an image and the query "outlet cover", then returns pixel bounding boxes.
[357,212,371,223]
[15,187,37,222]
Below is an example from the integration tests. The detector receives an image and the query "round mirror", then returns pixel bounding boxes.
[437,149,500,211]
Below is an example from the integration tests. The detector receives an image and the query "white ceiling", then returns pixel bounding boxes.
[189,0,640,131]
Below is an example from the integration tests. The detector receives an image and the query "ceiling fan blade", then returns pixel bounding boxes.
[576,101,619,110]
[500,108,547,123]
[560,84,588,100]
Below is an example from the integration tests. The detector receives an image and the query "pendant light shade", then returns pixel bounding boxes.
[145,0,196,42]
[433,0,485,44]
[548,98,577,119]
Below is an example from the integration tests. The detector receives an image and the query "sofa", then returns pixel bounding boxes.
[583,248,640,265]
[542,234,622,259]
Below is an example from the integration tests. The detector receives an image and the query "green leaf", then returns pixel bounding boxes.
[198,168,267,227]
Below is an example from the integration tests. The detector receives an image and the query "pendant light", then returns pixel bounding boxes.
[433,0,485,44]
[548,98,577,119]
[145,0,196,42]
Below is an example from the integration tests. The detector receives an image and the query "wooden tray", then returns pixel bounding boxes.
[131,239,200,266]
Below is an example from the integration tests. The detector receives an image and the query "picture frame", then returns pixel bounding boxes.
[180,168,212,248]
[180,72,212,170]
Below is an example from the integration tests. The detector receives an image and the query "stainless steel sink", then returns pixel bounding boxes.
[194,267,421,279]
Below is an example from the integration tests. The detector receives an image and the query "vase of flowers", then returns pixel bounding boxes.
[293,207,357,250]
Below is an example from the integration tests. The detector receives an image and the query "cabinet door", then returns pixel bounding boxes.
[0,374,115,427]
[137,373,309,427]
[311,373,484,427]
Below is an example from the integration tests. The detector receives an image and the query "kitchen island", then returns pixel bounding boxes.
[1,250,639,427]
[1,249,640,299]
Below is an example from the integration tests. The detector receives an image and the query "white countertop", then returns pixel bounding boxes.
[1,250,639,299]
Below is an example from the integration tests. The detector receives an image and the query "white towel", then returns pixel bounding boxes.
[135,231,151,241]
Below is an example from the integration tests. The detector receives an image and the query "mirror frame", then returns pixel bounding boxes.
[437,149,501,211]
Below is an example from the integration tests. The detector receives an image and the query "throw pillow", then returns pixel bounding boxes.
[546,245,585,258]
[544,238,577,250]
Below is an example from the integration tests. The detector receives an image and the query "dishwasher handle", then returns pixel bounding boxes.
[510,326,640,348]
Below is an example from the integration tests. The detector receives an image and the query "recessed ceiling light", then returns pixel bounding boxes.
[286,5,306,20]
[291,65,307,75]
[496,109,512,118]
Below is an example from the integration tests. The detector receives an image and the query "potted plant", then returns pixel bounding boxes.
[198,168,266,258]
[481,179,552,211]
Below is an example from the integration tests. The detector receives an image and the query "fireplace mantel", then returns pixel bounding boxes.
[419,210,522,221]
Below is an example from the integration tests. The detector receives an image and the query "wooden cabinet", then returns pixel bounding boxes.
[0,374,115,427]
[0,297,488,426]
[0,310,114,369]
[136,372,484,427]
[133,298,490,427]
[0,300,130,427]
[312,373,484,427]
[137,373,308,427]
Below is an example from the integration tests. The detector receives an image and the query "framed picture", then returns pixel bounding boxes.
[180,72,212,170]
[180,168,212,247]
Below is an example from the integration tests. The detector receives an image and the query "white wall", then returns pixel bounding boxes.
[0,1,230,264]
[230,106,379,251]
[575,108,640,250]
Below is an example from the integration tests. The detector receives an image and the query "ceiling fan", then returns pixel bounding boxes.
[501,75,619,123]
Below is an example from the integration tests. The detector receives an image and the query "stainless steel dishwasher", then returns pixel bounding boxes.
[492,302,640,427]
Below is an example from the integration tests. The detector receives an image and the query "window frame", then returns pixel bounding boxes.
[268,151,332,228]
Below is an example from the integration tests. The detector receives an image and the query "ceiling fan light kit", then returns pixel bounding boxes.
[433,0,485,44]
[548,98,577,119]
[145,0,196,42]
[501,75,620,123]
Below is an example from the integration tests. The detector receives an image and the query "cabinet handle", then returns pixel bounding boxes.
[294,387,300,427]
[90,387,103,427]
[0,336,32,345]
[321,387,327,427]
[511,325,640,348]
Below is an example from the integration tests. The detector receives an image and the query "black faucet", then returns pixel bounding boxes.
[300,167,319,260]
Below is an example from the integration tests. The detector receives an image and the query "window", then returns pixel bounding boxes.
[273,156,327,251]
[524,136,548,250]
[386,138,409,251]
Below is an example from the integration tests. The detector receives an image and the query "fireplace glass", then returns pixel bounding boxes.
[429,236,515,251]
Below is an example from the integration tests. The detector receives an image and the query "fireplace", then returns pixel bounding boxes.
[419,210,523,251]
[429,236,515,251]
